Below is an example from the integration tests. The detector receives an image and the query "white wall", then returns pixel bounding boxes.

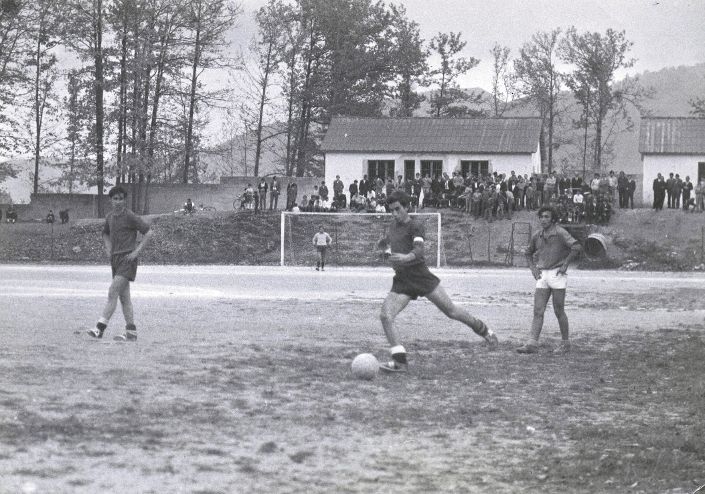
[642,154,705,205]
[324,151,538,202]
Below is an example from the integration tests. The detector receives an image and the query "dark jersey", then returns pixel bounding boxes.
[103,210,150,255]
[388,217,425,269]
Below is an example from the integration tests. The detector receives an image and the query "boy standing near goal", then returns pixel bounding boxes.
[312,225,332,271]
[517,206,582,354]
[377,191,497,372]
[87,186,153,341]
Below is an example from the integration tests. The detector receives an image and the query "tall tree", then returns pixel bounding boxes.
[560,27,637,171]
[387,4,427,117]
[181,0,240,183]
[427,31,479,117]
[64,0,109,215]
[489,43,514,117]
[25,0,63,194]
[514,29,563,172]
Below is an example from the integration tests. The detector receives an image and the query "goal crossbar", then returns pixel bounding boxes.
[280,211,442,268]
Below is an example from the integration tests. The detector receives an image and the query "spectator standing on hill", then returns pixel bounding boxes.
[696,178,705,212]
[319,181,329,202]
[627,176,637,209]
[673,174,683,209]
[544,172,557,204]
[257,177,268,210]
[517,206,582,354]
[617,171,629,208]
[682,176,693,211]
[333,175,344,205]
[312,225,332,271]
[608,170,618,205]
[270,176,280,210]
[374,176,384,197]
[359,175,369,197]
[590,173,601,195]
[376,190,497,372]
[525,181,535,211]
[87,186,154,342]
[666,172,675,208]
[653,173,667,210]
[286,180,298,210]
[349,180,358,208]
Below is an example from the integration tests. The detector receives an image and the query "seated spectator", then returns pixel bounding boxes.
[6,205,17,223]
[59,209,69,224]
[375,201,386,213]
[46,209,55,224]
[184,198,195,214]
[243,184,255,209]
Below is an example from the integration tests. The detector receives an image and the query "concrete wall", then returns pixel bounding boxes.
[642,154,705,205]
[14,177,322,220]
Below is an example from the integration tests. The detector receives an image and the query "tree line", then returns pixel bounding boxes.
[2,0,700,215]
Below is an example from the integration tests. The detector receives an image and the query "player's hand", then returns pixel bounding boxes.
[125,251,138,261]
[557,265,568,275]
[531,266,541,280]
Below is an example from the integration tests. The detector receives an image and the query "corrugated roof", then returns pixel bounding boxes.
[320,117,542,154]
[639,117,705,154]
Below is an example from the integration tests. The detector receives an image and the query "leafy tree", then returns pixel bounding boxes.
[690,96,705,117]
[514,29,563,172]
[181,0,241,183]
[387,4,427,117]
[427,31,479,118]
[489,43,515,117]
[560,27,639,171]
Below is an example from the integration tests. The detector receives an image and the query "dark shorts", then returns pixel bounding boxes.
[111,252,138,281]
[391,263,440,300]
[316,246,328,253]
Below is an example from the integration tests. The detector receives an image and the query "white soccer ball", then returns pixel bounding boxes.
[351,353,379,380]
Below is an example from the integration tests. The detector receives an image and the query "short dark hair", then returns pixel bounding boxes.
[386,190,411,208]
[537,205,559,223]
[108,185,127,198]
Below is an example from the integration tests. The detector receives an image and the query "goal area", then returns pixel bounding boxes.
[280,211,442,268]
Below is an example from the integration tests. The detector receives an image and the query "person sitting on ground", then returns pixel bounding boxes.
[59,209,70,224]
[6,205,17,223]
[46,209,55,224]
[184,198,195,214]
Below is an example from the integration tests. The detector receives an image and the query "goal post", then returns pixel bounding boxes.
[280,211,442,268]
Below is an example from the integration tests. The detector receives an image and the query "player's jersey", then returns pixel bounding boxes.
[313,232,331,247]
[103,210,150,255]
[388,217,425,268]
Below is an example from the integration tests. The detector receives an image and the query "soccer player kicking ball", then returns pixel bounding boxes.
[377,191,497,372]
[517,206,582,354]
[87,186,153,341]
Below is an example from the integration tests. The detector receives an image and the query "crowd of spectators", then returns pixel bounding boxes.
[651,173,705,212]
[281,170,636,225]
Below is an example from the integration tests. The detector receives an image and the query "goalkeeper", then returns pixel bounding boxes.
[377,190,498,372]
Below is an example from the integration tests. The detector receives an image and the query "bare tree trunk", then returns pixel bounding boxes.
[93,0,105,216]
[184,23,201,184]
[33,36,42,195]
[254,40,274,178]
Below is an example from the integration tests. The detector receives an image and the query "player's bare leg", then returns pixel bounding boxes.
[426,284,497,346]
[88,275,129,338]
[379,292,411,371]
[114,283,137,341]
[518,288,551,353]
[551,289,570,351]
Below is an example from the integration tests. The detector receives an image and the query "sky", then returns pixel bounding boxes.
[228,0,705,91]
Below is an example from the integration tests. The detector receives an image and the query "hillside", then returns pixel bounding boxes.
[1,207,704,271]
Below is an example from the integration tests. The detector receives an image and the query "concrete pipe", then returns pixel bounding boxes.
[584,233,608,259]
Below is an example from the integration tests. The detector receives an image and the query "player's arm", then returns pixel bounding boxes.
[525,237,540,280]
[127,216,153,260]
[558,235,582,274]
[102,219,112,257]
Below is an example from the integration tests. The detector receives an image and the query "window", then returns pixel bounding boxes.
[404,160,415,180]
[367,160,395,180]
[420,160,443,178]
[699,162,705,184]
[460,160,489,178]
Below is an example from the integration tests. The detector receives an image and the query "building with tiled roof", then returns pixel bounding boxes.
[639,117,705,205]
[320,117,542,202]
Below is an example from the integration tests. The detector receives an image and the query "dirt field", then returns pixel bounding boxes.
[1,265,704,493]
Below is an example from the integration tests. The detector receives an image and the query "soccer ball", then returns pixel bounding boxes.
[351,353,379,380]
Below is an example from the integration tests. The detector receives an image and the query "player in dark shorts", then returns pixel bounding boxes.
[377,190,498,372]
[87,186,153,341]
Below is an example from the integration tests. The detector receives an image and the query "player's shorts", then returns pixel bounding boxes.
[391,263,440,300]
[111,252,138,281]
[316,245,328,253]
[536,267,567,290]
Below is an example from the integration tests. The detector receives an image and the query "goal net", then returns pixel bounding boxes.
[280,211,442,268]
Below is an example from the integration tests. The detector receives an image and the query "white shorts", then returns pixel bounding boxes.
[536,267,568,290]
